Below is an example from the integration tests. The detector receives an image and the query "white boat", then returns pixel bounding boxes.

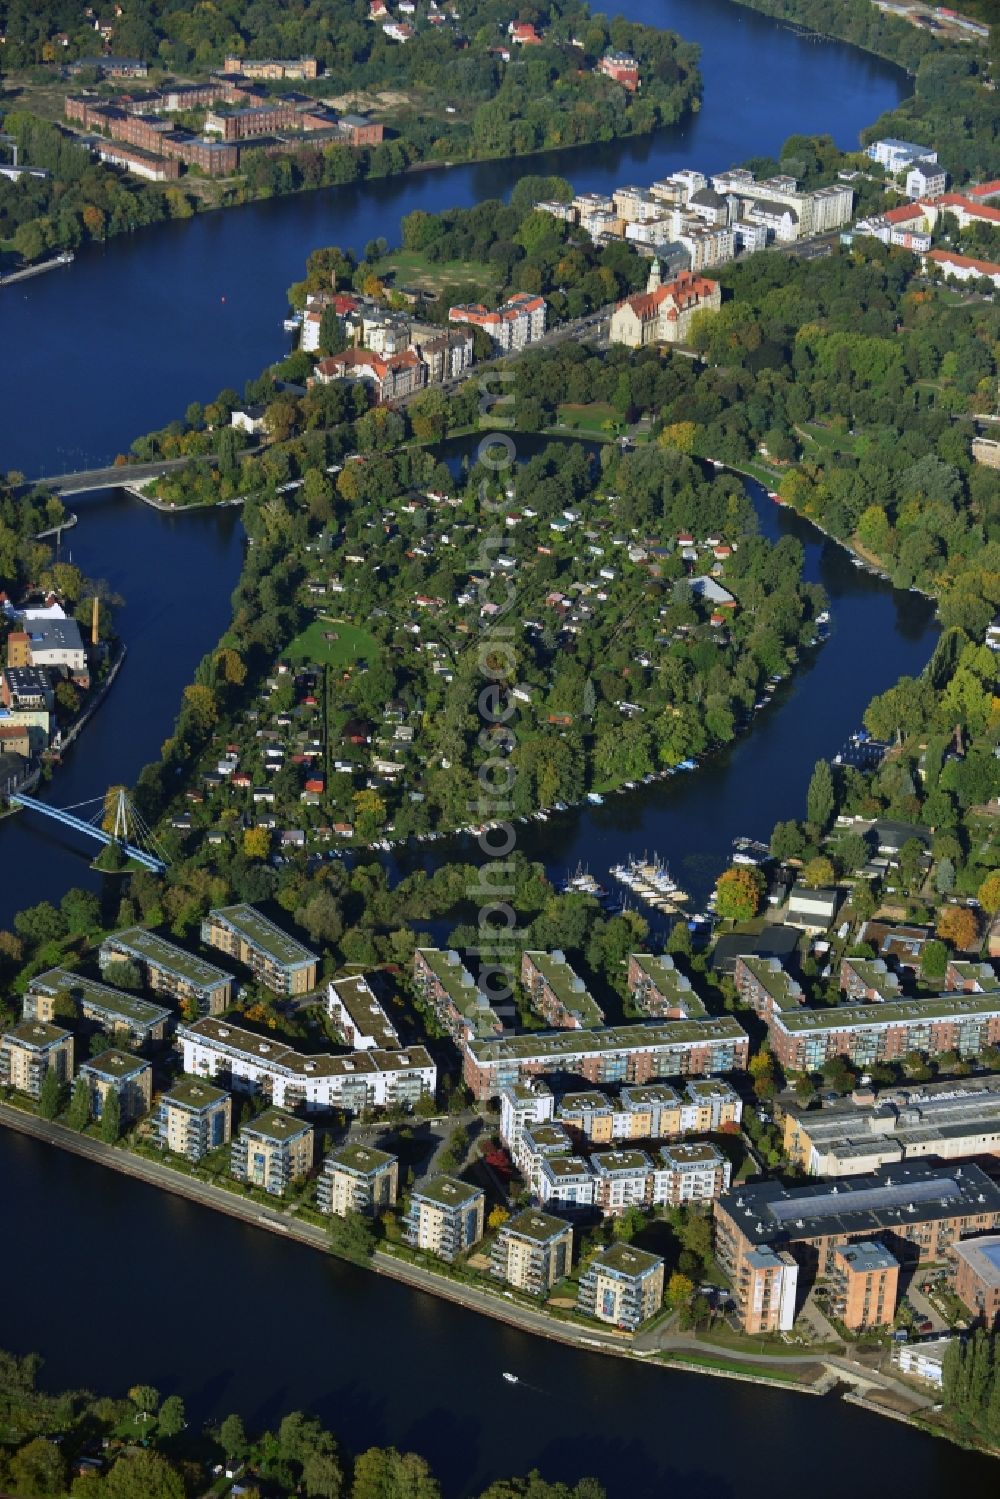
[502,1372,519,1385]
[587,792,604,805]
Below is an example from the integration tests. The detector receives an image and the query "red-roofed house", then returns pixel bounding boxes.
[923,248,1000,289]
[598,51,639,91]
[312,346,427,401]
[509,20,542,43]
[609,269,721,348]
[449,291,546,351]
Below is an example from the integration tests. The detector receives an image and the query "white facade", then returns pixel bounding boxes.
[867,138,937,173]
[499,1080,555,1150]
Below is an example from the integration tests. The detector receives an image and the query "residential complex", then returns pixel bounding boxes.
[627,952,707,1019]
[231,1107,314,1195]
[737,1245,800,1334]
[404,1176,485,1260]
[953,1235,1000,1324]
[463,1015,749,1100]
[448,292,546,351]
[520,949,604,1029]
[490,1209,574,1295]
[100,928,234,1015]
[577,1243,664,1331]
[158,1079,232,1160]
[178,1016,436,1114]
[715,1163,1000,1330]
[413,947,501,1044]
[24,967,172,1045]
[201,904,318,995]
[0,1022,74,1098]
[783,1078,1000,1177]
[78,1050,152,1124]
[830,1241,899,1331]
[326,973,400,1051]
[317,1144,399,1217]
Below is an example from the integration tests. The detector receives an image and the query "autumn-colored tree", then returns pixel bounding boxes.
[243,826,271,859]
[658,421,698,453]
[801,855,836,889]
[978,872,1000,916]
[182,683,218,735]
[216,647,247,686]
[101,785,129,835]
[937,904,980,952]
[714,865,765,922]
[353,788,386,841]
[487,1206,510,1231]
[666,1271,695,1309]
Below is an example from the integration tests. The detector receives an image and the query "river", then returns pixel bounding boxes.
[2,3,979,1494]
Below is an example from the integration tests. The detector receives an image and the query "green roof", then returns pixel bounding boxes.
[414,1174,483,1209]
[30,967,171,1028]
[81,1049,150,1080]
[591,1149,651,1174]
[738,956,804,1011]
[163,1077,229,1111]
[775,992,1000,1034]
[503,1209,573,1245]
[104,929,232,991]
[591,1242,663,1277]
[416,948,498,1038]
[326,1143,397,1175]
[240,1106,312,1142]
[467,1015,747,1063]
[523,951,604,1027]
[558,1090,613,1114]
[4,1021,71,1049]
[660,1141,724,1166]
[630,953,707,1017]
[207,905,318,971]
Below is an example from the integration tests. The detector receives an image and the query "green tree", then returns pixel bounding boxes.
[351,1446,442,1499]
[801,855,835,888]
[921,939,949,981]
[38,1067,62,1120]
[9,1435,67,1496]
[101,1089,121,1144]
[157,1395,186,1439]
[806,760,836,831]
[105,1449,184,1499]
[328,1210,377,1261]
[666,1271,694,1309]
[219,1414,247,1459]
[66,1076,91,1132]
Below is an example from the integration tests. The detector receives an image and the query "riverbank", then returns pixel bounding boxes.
[0,1098,948,1426]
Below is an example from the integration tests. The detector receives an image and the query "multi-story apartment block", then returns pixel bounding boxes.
[839,956,902,1003]
[0,1022,73,1098]
[537,1154,595,1213]
[766,991,1000,1072]
[953,1234,1000,1324]
[223,54,319,79]
[326,973,400,1051]
[517,1122,575,1191]
[499,1078,555,1152]
[178,1017,435,1115]
[231,1107,314,1195]
[78,1050,152,1124]
[627,953,706,1019]
[201,905,317,995]
[413,948,501,1044]
[733,955,804,1020]
[658,1142,732,1205]
[100,928,233,1015]
[783,1077,1000,1177]
[830,1241,899,1330]
[715,1163,1000,1316]
[947,960,1000,995]
[867,136,938,173]
[463,1015,749,1100]
[578,1244,664,1331]
[158,1079,232,1160]
[317,1144,399,1217]
[25,967,172,1045]
[491,1209,574,1295]
[448,293,546,351]
[738,1245,799,1333]
[520,950,604,1030]
[591,1149,655,1213]
[404,1176,485,1260]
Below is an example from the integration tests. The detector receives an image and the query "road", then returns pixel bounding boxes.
[21,455,215,496]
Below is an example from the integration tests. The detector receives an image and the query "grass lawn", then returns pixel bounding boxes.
[287,617,379,669]
[658,1350,810,1382]
[554,402,619,435]
[797,422,863,459]
[382,247,501,300]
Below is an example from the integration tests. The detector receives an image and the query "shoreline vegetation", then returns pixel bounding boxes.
[0,0,700,270]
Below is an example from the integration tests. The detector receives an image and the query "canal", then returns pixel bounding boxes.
[1,4,975,1494]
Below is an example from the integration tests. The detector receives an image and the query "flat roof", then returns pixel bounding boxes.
[3,1021,70,1049]
[81,1049,150,1081]
[620,1083,682,1107]
[180,1016,433,1078]
[953,1234,1000,1289]
[467,1015,747,1063]
[208,904,317,971]
[503,1209,572,1244]
[630,953,706,1016]
[325,1143,397,1174]
[329,974,399,1049]
[591,1149,651,1174]
[30,967,172,1028]
[558,1090,613,1114]
[416,947,498,1037]
[591,1242,663,1277]
[661,1141,724,1166]
[542,1155,593,1180]
[163,1077,228,1110]
[775,992,1000,1033]
[835,1239,898,1273]
[720,1162,1000,1247]
[737,955,804,1010]
[414,1175,483,1209]
[105,929,232,991]
[240,1106,312,1141]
